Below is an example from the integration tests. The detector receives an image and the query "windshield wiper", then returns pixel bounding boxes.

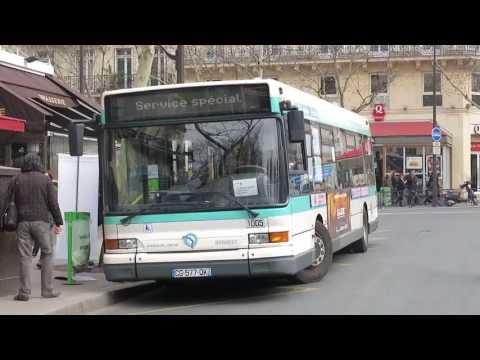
[120,208,151,225]
[119,201,213,225]
[203,191,259,219]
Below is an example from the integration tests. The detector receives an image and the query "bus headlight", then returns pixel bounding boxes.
[118,238,138,249]
[249,233,269,244]
[249,232,289,244]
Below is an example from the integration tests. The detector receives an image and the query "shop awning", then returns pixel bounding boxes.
[0,115,25,132]
[370,121,450,137]
[0,63,101,138]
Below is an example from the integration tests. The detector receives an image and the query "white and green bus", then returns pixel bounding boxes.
[74,79,378,283]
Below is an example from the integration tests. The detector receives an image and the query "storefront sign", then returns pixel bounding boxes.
[406,156,423,170]
[472,143,480,152]
[37,94,68,107]
[372,104,385,121]
[472,124,480,135]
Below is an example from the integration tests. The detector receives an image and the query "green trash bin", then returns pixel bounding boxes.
[65,212,90,284]
[380,187,392,207]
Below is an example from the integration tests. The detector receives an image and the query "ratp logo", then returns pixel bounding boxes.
[182,233,198,249]
[144,224,153,233]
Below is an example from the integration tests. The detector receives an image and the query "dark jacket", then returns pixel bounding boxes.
[11,171,63,226]
[405,174,417,190]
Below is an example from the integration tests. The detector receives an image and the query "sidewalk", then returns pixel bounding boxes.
[0,264,155,315]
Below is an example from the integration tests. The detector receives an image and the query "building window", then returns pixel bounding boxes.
[75,48,95,90]
[206,46,215,59]
[115,48,132,88]
[423,72,442,107]
[472,73,480,105]
[321,76,337,96]
[371,74,388,95]
[319,45,329,54]
[151,47,168,86]
[370,45,389,52]
[271,45,281,56]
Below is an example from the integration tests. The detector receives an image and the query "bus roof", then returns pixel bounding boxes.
[102,79,371,136]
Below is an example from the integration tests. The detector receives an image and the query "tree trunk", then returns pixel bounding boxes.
[134,45,155,87]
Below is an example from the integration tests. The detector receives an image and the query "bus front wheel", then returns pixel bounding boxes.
[292,220,332,284]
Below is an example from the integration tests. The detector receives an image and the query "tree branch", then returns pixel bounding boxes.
[158,45,177,60]
[436,62,480,110]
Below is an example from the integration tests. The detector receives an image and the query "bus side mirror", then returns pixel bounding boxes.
[69,122,85,156]
[287,110,305,143]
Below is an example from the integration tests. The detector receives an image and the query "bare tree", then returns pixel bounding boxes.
[133,45,155,87]
[295,45,397,113]
[185,45,268,81]
[436,61,480,110]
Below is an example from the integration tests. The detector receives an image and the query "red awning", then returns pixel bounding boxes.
[0,115,25,133]
[370,121,449,137]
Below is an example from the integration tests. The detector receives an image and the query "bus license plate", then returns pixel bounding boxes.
[172,268,212,278]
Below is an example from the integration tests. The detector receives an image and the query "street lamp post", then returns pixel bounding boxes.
[159,45,185,84]
[432,45,439,207]
[79,45,84,94]
[176,45,185,84]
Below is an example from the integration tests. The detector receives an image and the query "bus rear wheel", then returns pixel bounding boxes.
[292,220,332,284]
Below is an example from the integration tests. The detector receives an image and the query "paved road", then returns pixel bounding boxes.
[92,205,480,315]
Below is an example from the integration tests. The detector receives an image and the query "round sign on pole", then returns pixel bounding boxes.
[432,127,442,142]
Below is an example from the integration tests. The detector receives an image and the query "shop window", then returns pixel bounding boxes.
[423,73,442,107]
[386,146,404,176]
[472,73,480,105]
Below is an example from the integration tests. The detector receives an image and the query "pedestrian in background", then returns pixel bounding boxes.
[392,173,405,206]
[32,170,57,270]
[10,153,63,301]
[405,170,418,207]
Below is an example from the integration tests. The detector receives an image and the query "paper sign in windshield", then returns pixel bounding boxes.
[233,178,259,197]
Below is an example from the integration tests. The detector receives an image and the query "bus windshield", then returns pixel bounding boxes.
[105,117,286,214]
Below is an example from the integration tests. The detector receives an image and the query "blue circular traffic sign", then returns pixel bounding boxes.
[432,127,442,142]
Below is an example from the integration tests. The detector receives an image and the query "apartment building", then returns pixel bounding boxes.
[2,45,178,102]
[184,45,480,190]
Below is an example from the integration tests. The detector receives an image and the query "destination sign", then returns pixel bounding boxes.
[105,84,271,123]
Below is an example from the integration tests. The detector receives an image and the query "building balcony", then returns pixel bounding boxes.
[185,45,480,66]
[59,73,171,97]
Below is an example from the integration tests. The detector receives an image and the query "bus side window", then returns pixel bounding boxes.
[287,119,311,196]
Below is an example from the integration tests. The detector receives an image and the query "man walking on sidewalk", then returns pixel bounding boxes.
[10,153,63,301]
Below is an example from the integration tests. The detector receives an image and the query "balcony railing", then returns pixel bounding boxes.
[60,74,172,96]
[185,45,480,66]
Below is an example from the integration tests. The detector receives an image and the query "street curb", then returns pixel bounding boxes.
[46,281,157,315]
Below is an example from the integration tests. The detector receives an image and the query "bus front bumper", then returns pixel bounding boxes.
[103,250,313,282]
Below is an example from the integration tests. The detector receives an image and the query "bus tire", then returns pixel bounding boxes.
[350,208,369,253]
[292,220,332,284]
